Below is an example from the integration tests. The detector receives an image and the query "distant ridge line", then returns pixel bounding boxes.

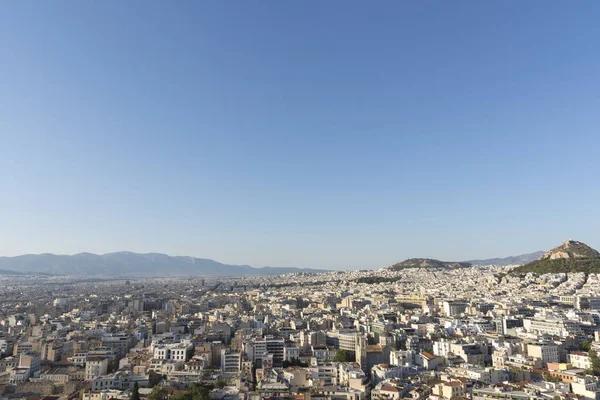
[0,251,329,277]
[465,251,544,266]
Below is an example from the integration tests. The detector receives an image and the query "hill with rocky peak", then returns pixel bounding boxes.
[388,258,471,271]
[541,240,600,260]
[510,240,600,275]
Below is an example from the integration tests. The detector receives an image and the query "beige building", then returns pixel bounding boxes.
[434,381,466,400]
[85,357,108,381]
[527,344,559,367]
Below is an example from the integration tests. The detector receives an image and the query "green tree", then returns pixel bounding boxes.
[131,382,141,400]
[190,383,211,400]
[148,386,169,400]
[543,373,562,383]
[581,341,592,352]
[170,393,190,400]
[333,349,348,362]
[283,358,307,367]
[333,350,355,362]
[588,348,600,376]
[165,383,214,400]
[215,380,227,389]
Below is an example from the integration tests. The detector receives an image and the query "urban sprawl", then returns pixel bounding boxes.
[2,264,600,400]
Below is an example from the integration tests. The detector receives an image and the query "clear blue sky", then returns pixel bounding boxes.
[1,2,599,269]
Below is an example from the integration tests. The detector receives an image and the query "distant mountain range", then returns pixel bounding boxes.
[0,252,327,277]
[0,268,25,276]
[387,251,547,271]
[388,258,471,271]
[510,240,600,275]
[2,242,595,277]
[464,251,544,266]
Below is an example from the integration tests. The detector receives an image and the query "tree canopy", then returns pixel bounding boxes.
[148,386,169,400]
[587,349,600,376]
[171,383,212,400]
[581,341,592,352]
[333,349,355,362]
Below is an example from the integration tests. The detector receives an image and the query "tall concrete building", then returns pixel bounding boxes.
[221,349,242,373]
[85,357,109,381]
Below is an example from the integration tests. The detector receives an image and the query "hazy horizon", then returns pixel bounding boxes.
[2,2,599,269]
[0,245,580,272]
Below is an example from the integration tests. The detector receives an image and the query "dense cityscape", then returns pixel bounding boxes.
[2,241,600,400]
[4,3,599,400]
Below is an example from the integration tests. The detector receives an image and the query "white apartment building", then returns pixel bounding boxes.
[245,336,285,365]
[571,376,600,400]
[148,359,184,375]
[221,349,241,373]
[284,344,300,361]
[152,343,193,362]
[85,357,109,381]
[390,350,415,366]
[70,353,87,366]
[570,352,592,370]
[0,339,13,357]
[371,364,404,384]
[9,368,31,384]
[310,362,338,386]
[447,366,509,385]
[443,301,469,316]
[433,339,452,357]
[327,330,359,352]
[312,345,336,361]
[91,370,149,391]
[524,318,582,337]
[338,362,366,387]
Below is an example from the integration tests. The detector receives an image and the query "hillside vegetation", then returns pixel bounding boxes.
[389,258,471,271]
[510,240,600,275]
